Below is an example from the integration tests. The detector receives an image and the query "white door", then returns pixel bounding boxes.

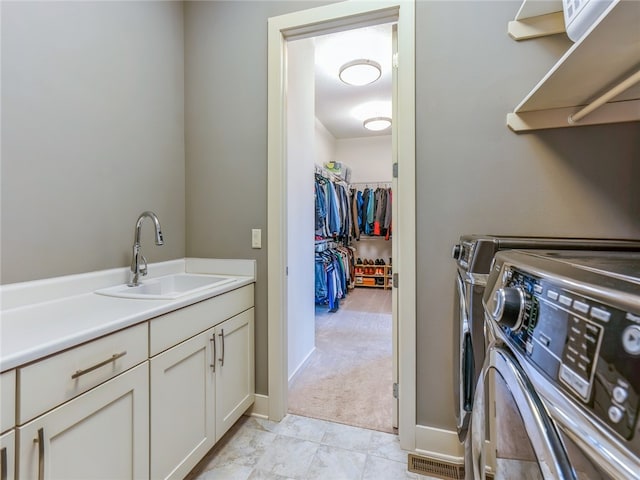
[215,308,255,441]
[150,328,216,480]
[18,363,148,480]
[0,430,15,480]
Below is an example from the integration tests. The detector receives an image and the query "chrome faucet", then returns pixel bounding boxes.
[129,211,164,286]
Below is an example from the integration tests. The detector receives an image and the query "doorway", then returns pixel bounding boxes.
[267,0,417,451]
[284,23,395,434]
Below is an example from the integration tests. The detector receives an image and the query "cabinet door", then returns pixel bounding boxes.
[1,430,15,480]
[17,363,148,480]
[150,328,216,480]
[215,308,255,441]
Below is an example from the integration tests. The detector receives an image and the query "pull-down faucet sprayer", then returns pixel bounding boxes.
[129,211,164,286]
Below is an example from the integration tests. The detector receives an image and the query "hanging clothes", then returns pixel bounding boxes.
[314,246,352,312]
[314,170,352,245]
[352,185,392,239]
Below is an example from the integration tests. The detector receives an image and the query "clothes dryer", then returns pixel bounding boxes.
[473,249,640,479]
[452,235,640,444]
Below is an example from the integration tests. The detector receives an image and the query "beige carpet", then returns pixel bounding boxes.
[288,288,394,433]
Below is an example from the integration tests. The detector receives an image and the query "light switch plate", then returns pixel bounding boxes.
[252,229,262,249]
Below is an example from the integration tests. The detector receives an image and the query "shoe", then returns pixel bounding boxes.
[379,259,385,265]
[374,259,380,265]
[357,258,363,265]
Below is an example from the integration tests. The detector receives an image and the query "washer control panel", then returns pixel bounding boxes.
[491,267,640,441]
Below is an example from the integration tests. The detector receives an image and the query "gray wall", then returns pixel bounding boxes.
[184,0,639,423]
[1,1,186,284]
[415,1,640,429]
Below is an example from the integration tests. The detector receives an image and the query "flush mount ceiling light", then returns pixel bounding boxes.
[363,117,392,131]
[339,59,382,86]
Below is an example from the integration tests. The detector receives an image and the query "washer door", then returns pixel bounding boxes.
[471,344,577,480]
[454,272,474,441]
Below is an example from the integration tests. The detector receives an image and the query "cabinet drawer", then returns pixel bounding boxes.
[1,370,16,433]
[18,323,148,425]
[150,284,254,356]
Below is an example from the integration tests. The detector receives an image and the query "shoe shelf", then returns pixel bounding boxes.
[354,263,393,290]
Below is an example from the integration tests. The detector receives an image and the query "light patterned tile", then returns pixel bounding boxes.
[275,414,332,442]
[254,435,319,479]
[195,463,253,480]
[321,421,373,452]
[208,425,278,469]
[368,430,407,463]
[363,455,419,480]
[306,445,366,480]
[247,469,296,480]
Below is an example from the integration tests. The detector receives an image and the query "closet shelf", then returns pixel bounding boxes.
[354,265,393,290]
[507,0,640,132]
[508,0,565,41]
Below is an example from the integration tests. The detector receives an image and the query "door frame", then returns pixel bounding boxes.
[267,0,416,450]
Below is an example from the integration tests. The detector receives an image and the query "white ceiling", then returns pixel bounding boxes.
[313,23,393,139]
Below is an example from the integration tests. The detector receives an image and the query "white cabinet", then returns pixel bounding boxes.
[1,430,15,480]
[150,328,216,480]
[150,304,255,480]
[1,370,16,434]
[1,369,16,480]
[215,308,255,441]
[17,363,149,480]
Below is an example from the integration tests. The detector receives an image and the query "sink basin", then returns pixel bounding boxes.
[95,274,235,300]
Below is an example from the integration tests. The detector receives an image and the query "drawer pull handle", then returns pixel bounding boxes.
[210,334,216,372]
[34,427,44,480]
[218,329,225,367]
[71,351,127,379]
[1,446,7,480]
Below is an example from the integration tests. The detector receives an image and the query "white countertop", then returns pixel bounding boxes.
[0,258,256,372]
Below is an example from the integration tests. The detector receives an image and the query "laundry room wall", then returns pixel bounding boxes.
[415,0,640,433]
[183,0,639,436]
[1,1,186,284]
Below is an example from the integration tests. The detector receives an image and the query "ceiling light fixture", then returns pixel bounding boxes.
[339,59,382,86]
[363,117,392,131]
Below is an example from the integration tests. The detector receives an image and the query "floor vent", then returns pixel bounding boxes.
[407,454,465,479]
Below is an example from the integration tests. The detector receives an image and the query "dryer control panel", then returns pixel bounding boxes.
[487,266,640,441]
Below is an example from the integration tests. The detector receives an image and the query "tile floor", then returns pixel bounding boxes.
[186,414,438,480]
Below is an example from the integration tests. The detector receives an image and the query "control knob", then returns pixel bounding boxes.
[452,244,462,260]
[490,286,526,331]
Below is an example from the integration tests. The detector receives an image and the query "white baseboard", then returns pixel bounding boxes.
[414,424,464,463]
[247,394,269,419]
[287,346,316,385]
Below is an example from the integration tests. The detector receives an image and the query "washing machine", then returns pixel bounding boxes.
[452,235,640,445]
[473,249,640,479]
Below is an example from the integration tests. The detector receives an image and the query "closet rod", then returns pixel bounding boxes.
[569,69,640,123]
[350,182,392,188]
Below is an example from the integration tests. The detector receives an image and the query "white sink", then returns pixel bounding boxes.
[95,274,235,300]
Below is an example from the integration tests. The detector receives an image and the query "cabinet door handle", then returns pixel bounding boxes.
[218,329,225,367]
[71,351,127,379]
[210,334,216,372]
[34,427,44,480]
[1,446,7,480]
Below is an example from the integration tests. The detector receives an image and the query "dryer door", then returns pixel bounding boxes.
[471,344,577,480]
[454,272,474,442]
